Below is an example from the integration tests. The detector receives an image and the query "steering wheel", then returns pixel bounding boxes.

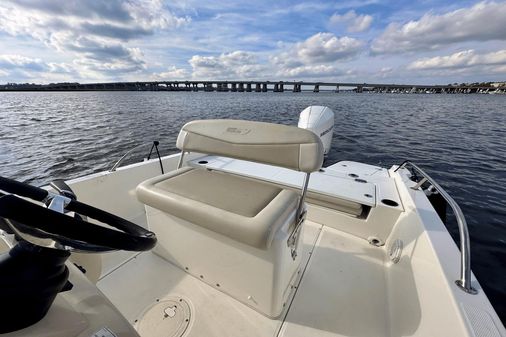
[0,176,156,252]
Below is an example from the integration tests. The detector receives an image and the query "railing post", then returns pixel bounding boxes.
[395,161,477,294]
[288,172,311,260]
[176,151,185,169]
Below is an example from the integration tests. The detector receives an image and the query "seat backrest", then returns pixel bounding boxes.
[176,119,324,173]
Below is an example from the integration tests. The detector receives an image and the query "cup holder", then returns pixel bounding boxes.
[381,199,399,207]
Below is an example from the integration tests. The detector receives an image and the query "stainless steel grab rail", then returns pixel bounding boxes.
[110,144,148,172]
[110,141,164,173]
[395,161,478,294]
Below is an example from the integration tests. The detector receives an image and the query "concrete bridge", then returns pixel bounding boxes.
[1,81,505,94]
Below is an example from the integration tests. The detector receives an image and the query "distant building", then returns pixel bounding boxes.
[491,82,506,88]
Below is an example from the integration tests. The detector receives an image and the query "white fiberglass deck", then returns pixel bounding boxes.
[189,156,378,207]
[97,221,388,337]
[60,154,505,337]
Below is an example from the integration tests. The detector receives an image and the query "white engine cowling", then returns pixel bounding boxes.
[298,106,334,156]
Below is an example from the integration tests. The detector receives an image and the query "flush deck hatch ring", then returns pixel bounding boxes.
[136,297,191,337]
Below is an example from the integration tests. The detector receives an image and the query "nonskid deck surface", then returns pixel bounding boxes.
[279,226,388,337]
[97,222,388,337]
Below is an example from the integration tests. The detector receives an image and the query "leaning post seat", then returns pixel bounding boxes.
[137,119,323,317]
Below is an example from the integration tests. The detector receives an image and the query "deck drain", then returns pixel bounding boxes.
[367,236,384,247]
[381,199,399,207]
[136,297,191,337]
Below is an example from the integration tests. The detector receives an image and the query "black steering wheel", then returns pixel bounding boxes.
[0,176,156,252]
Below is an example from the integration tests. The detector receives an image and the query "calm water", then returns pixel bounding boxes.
[1,91,505,322]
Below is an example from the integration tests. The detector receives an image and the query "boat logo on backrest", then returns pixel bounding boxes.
[225,127,251,135]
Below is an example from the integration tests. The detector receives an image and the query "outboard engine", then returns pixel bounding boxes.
[298,106,334,156]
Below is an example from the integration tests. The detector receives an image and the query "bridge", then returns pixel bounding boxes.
[1,81,505,94]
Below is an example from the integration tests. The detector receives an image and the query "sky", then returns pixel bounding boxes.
[0,0,505,85]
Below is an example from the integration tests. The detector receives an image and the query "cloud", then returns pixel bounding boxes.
[5,1,503,84]
[151,66,188,80]
[0,54,76,81]
[376,66,393,78]
[188,33,363,80]
[0,0,190,79]
[276,64,347,78]
[329,10,373,33]
[189,51,267,79]
[297,33,363,63]
[270,33,363,78]
[2,0,189,38]
[52,34,146,72]
[408,49,506,70]
[79,22,152,40]
[372,1,506,54]
[0,55,48,72]
[274,33,363,67]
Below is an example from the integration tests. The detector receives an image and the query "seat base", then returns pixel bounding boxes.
[145,205,304,318]
[137,167,300,249]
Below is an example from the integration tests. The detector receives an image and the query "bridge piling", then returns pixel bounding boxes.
[273,82,284,92]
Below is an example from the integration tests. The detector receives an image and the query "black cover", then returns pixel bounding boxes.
[0,242,70,333]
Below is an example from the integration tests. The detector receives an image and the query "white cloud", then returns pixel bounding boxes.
[0,54,76,82]
[186,32,364,80]
[274,33,363,66]
[408,49,506,70]
[270,33,363,78]
[151,66,188,80]
[0,55,47,71]
[494,65,506,73]
[0,0,189,79]
[0,0,189,39]
[372,1,506,54]
[329,10,373,33]
[189,51,267,79]
[276,64,346,78]
[125,0,190,30]
[5,1,503,84]
[376,66,393,78]
[188,33,363,80]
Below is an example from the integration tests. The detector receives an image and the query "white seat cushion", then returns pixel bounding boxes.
[136,167,299,249]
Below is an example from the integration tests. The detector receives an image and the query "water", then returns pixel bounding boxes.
[1,91,505,322]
